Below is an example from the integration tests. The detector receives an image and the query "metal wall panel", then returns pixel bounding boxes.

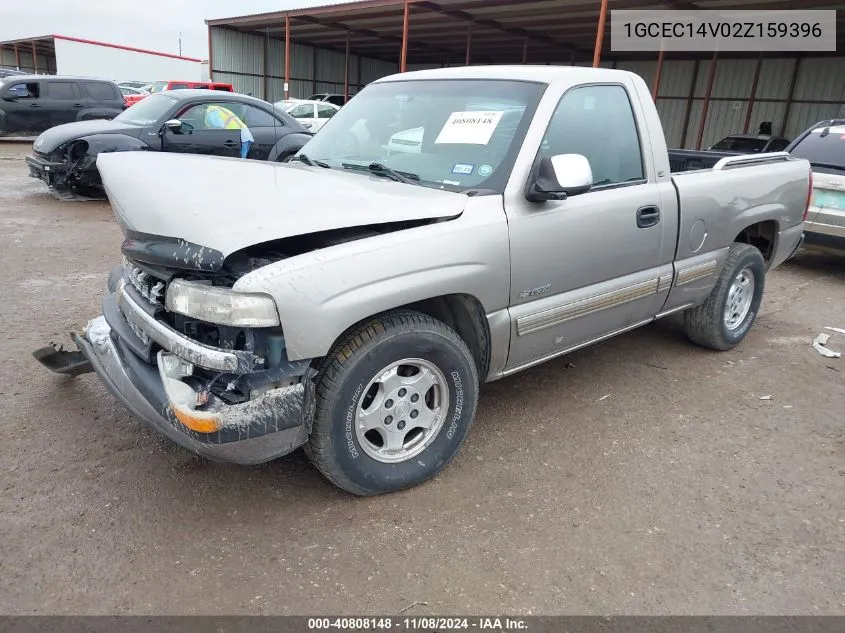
[756,58,795,99]
[655,98,688,148]
[360,56,399,85]
[700,100,747,148]
[748,101,787,137]
[693,56,717,97]
[710,58,756,99]
[786,102,845,139]
[657,60,695,98]
[211,28,263,78]
[211,71,261,99]
[794,58,845,102]
[683,101,704,149]
[615,60,656,86]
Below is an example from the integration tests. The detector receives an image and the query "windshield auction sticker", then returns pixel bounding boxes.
[435,111,504,145]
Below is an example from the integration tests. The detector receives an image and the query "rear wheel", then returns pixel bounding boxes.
[306,311,479,496]
[684,242,766,350]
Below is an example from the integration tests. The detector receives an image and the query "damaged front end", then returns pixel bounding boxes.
[26,141,103,200]
[33,250,318,465]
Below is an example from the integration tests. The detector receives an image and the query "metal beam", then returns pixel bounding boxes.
[680,59,699,148]
[400,0,410,71]
[285,15,291,99]
[344,30,351,102]
[14,43,20,70]
[743,53,764,133]
[651,44,665,101]
[780,57,802,137]
[31,41,38,74]
[522,37,528,64]
[696,52,718,149]
[593,0,609,67]
[465,20,473,66]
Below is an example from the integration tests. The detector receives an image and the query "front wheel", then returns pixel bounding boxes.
[683,242,766,350]
[306,311,479,496]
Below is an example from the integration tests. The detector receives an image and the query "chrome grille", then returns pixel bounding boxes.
[126,264,166,306]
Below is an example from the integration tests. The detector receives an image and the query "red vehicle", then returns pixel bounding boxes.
[146,80,234,93]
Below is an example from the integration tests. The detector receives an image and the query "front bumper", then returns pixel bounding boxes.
[38,282,314,464]
[25,153,67,186]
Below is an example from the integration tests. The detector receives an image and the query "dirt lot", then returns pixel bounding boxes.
[0,142,842,615]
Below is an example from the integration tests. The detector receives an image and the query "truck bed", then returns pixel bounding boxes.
[668,148,742,173]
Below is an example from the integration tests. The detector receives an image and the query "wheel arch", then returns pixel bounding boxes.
[733,220,779,268]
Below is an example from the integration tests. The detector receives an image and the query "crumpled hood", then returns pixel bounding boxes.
[96,152,467,261]
[33,119,141,154]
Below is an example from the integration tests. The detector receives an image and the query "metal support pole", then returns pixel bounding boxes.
[680,59,699,148]
[696,52,718,150]
[743,52,763,134]
[207,28,214,81]
[651,44,665,101]
[284,15,291,99]
[569,49,577,66]
[780,57,802,138]
[465,21,473,66]
[522,38,529,64]
[31,41,38,74]
[592,0,609,67]
[400,0,410,72]
[344,31,350,102]
[262,33,269,101]
[14,43,20,70]
[312,46,317,94]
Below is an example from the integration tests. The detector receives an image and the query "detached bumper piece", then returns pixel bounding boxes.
[25,153,67,187]
[34,288,314,465]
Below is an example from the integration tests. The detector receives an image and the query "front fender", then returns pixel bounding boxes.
[268,132,313,162]
[232,197,511,361]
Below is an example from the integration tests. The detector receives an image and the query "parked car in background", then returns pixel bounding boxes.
[306,92,348,106]
[707,133,791,154]
[34,65,810,496]
[118,81,152,91]
[145,80,234,93]
[787,119,845,253]
[25,89,312,199]
[0,67,28,78]
[274,99,339,131]
[120,86,149,107]
[0,74,125,136]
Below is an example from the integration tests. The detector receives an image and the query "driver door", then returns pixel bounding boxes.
[160,102,241,157]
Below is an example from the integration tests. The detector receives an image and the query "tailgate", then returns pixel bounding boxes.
[807,171,845,237]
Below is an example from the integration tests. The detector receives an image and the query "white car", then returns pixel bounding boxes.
[274,99,340,132]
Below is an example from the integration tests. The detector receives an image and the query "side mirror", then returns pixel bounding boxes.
[163,119,182,133]
[526,154,593,202]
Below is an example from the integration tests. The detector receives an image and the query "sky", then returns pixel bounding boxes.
[2,0,350,59]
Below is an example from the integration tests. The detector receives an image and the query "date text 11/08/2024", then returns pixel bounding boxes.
[307,617,528,630]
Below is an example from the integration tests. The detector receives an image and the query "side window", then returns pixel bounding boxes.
[46,81,80,100]
[8,82,39,99]
[768,139,789,152]
[289,104,314,119]
[83,81,118,101]
[538,84,645,187]
[177,103,247,130]
[241,105,278,127]
[317,105,336,119]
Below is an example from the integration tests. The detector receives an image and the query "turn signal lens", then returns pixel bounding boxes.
[171,404,222,433]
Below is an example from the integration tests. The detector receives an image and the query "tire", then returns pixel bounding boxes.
[307,310,479,496]
[684,242,766,351]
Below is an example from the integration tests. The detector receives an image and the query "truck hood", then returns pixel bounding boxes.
[96,152,467,267]
[33,119,141,154]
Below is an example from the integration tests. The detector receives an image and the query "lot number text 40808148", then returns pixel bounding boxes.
[307,617,528,630]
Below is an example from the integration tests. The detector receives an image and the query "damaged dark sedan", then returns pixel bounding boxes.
[25,90,312,200]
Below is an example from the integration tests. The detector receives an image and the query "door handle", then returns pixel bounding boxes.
[636,206,661,228]
[223,140,237,148]
[72,103,84,108]
[29,103,40,108]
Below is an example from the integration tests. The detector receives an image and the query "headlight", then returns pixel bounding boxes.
[165,279,280,327]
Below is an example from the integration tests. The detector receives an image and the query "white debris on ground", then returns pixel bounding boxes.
[813,331,842,358]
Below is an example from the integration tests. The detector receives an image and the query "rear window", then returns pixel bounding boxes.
[790,125,845,170]
[84,81,119,101]
[169,83,190,90]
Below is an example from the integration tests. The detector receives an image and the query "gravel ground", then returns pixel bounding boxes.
[0,142,842,615]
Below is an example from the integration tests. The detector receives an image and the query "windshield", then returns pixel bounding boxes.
[113,93,178,125]
[710,136,769,152]
[789,125,845,171]
[297,79,544,193]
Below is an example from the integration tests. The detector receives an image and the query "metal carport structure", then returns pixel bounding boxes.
[206,0,844,148]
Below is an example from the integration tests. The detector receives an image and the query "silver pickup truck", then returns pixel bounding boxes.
[35,65,811,496]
